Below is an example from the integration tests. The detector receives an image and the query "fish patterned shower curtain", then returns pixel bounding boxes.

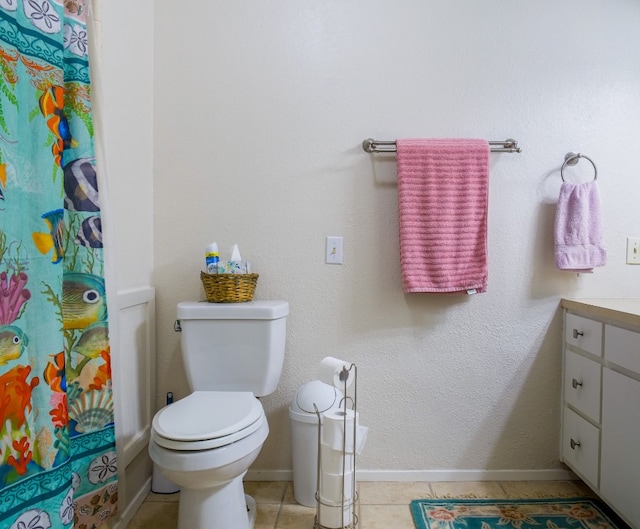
[0,2,117,529]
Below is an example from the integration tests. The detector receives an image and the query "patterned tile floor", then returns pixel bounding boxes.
[126,480,598,529]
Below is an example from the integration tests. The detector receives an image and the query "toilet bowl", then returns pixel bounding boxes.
[149,300,289,529]
[149,391,269,529]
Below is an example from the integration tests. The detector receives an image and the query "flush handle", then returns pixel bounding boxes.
[174,320,182,332]
[573,329,584,339]
[570,438,581,450]
[572,378,583,389]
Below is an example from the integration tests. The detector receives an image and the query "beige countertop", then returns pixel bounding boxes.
[561,298,640,328]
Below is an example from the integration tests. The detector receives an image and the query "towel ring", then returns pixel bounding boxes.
[561,152,597,182]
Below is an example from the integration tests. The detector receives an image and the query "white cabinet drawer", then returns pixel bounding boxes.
[562,407,600,488]
[604,324,640,375]
[566,314,602,356]
[564,350,601,422]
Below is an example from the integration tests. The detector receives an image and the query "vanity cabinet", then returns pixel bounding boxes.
[600,368,640,523]
[561,300,640,529]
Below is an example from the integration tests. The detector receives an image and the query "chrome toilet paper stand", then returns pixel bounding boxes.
[313,363,359,529]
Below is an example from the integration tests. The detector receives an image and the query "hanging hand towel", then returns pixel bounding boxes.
[554,180,606,273]
[396,138,490,294]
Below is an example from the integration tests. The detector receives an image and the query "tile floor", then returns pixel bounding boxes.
[126,480,598,529]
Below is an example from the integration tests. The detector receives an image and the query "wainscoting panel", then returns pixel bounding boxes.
[113,286,155,528]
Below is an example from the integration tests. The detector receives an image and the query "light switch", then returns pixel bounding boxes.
[325,236,343,264]
[626,237,640,264]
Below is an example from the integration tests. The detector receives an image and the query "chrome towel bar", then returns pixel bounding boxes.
[362,138,522,153]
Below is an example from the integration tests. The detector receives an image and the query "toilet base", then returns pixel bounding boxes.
[177,474,254,529]
[246,494,257,529]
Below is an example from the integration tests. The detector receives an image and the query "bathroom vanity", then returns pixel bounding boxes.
[561,298,640,529]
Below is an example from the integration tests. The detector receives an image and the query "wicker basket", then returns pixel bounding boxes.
[200,271,259,303]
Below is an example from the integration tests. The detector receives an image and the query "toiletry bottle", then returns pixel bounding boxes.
[205,242,219,274]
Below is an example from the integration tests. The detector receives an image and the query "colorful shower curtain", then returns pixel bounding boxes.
[0,2,117,529]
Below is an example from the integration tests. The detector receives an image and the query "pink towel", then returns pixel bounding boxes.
[396,138,490,294]
[554,181,606,273]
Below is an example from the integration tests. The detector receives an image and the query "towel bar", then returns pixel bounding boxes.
[362,138,522,154]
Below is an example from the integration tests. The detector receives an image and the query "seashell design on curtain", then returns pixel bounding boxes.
[0,2,117,528]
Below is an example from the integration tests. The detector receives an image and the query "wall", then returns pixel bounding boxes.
[153,1,640,477]
[98,0,154,291]
[92,0,156,523]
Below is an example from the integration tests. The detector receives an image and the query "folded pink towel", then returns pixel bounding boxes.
[554,180,606,272]
[396,138,490,294]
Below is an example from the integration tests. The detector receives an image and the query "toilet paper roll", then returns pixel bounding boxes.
[320,444,355,475]
[318,357,354,390]
[321,409,368,455]
[320,470,354,504]
[318,501,353,529]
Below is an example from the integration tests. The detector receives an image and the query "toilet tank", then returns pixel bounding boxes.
[176,300,289,396]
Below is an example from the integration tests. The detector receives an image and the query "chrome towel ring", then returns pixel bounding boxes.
[561,152,597,182]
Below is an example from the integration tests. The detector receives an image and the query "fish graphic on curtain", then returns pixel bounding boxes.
[0,2,117,529]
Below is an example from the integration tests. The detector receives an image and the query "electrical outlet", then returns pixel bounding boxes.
[325,236,344,264]
[626,237,640,264]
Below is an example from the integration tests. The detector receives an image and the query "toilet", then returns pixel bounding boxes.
[148,300,289,529]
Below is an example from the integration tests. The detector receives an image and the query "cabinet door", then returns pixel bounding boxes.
[601,368,640,527]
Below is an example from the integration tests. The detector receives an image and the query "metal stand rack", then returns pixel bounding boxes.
[313,363,358,529]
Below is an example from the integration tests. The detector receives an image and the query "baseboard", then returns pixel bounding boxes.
[245,468,577,482]
[246,469,293,481]
[109,477,151,529]
[355,468,577,482]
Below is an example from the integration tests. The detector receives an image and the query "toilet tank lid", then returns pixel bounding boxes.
[177,300,289,320]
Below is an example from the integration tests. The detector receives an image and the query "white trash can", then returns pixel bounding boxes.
[151,393,180,494]
[152,464,180,494]
[289,380,343,507]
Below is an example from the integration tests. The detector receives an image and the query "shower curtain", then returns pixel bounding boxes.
[0,2,117,529]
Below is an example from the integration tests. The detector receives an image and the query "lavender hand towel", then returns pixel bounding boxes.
[396,138,490,294]
[554,180,606,272]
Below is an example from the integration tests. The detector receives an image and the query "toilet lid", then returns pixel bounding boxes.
[152,391,264,442]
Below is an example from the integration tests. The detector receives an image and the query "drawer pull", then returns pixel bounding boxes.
[571,378,583,389]
[572,329,584,339]
[570,438,581,450]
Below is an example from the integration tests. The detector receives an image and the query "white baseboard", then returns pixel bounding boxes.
[245,468,576,482]
[355,468,576,482]
[109,477,151,529]
[246,469,293,481]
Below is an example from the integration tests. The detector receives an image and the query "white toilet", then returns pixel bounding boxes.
[149,300,289,529]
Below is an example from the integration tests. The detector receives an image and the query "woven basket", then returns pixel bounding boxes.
[200,271,259,303]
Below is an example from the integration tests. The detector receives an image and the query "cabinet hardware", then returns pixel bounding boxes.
[572,378,583,389]
[573,329,584,339]
[570,439,581,450]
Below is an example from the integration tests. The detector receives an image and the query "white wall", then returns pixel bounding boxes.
[153,1,640,475]
[99,1,154,290]
[93,0,156,522]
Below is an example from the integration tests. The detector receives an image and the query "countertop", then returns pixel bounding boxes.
[561,298,640,328]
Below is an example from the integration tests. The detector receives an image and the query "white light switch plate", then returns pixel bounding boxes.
[627,237,640,265]
[325,236,343,264]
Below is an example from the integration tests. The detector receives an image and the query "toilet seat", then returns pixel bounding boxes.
[152,391,265,451]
